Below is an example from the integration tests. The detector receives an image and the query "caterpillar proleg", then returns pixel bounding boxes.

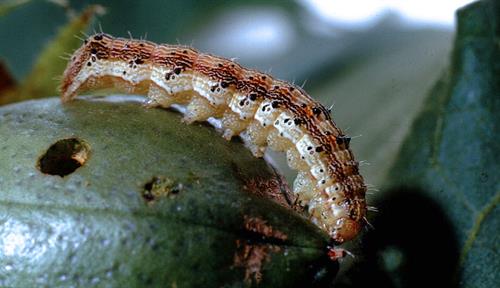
[61,33,367,244]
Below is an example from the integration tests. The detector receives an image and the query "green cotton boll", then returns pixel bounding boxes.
[0,95,338,288]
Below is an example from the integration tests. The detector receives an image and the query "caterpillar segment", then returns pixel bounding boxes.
[60,33,367,244]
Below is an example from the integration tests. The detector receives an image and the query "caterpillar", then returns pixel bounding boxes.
[60,33,367,244]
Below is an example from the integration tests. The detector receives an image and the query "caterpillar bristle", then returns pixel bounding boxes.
[59,33,368,244]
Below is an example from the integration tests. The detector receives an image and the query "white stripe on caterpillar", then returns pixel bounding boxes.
[60,33,367,244]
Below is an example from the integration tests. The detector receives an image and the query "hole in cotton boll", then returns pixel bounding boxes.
[37,138,91,177]
[141,176,183,205]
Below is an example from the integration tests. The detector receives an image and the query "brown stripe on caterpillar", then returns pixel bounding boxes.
[60,33,368,244]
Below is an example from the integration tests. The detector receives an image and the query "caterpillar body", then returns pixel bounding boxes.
[61,33,367,244]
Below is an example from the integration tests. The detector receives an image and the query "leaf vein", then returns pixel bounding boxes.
[457,189,500,270]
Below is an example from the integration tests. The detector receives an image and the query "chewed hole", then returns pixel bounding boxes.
[37,138,90,177]
[142,176,182,204]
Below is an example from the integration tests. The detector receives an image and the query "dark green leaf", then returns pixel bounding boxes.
[388,1,500,286]
[335,1,499,287]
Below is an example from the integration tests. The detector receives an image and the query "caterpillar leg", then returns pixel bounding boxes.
[293,171,316,205]
[146,84,192,108]
[183,96,219,124]
[246,121,270,146]
[266,129,293,152]
[145,84,173,108]
[286,148,308,171]
[220,110,250,140]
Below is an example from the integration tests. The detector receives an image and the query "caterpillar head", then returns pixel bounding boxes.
[60,33,113,102]
[317,181,367,243]
[331,217,362,243]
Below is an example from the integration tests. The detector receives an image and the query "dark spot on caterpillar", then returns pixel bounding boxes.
[90,48,97,54]
[336,136,351,148]
[262,104,269,112]
[135,58,144,65]
[94,34,103,41]
[62,34,368,245]
[87,62,91,66]
[139,43,145,47]
[319,169,324,173]
[312,107,321,116]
